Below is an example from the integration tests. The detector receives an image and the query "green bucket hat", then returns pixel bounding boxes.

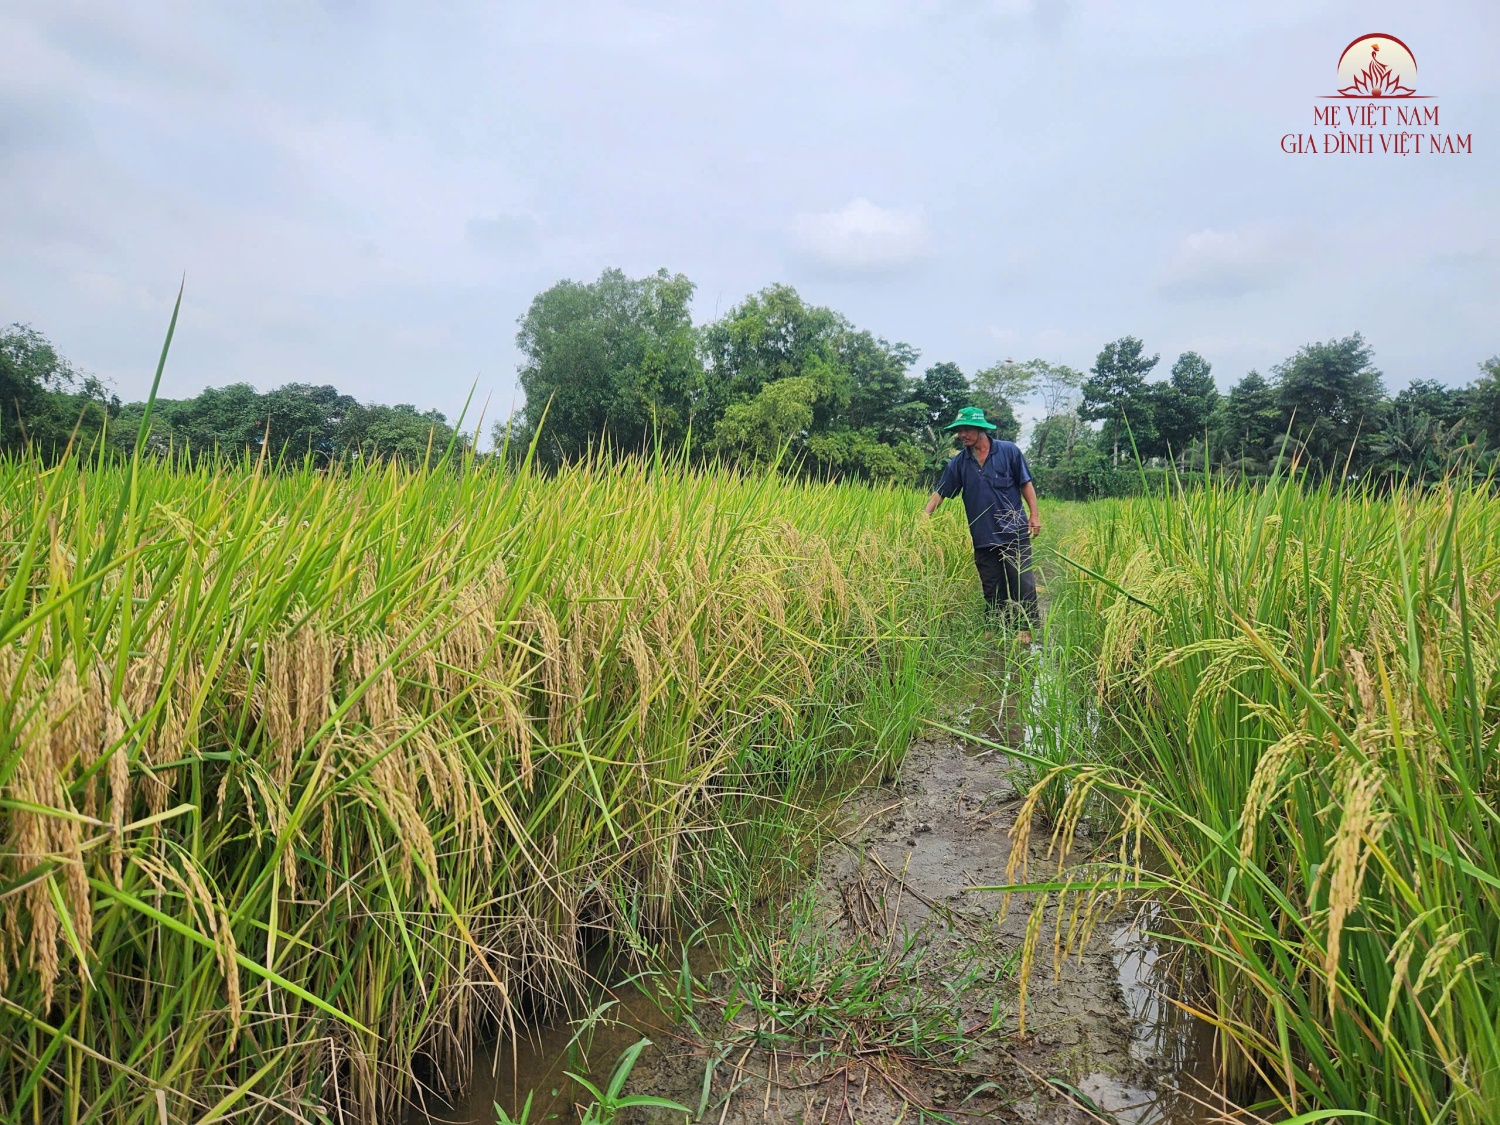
[941,406,997,432]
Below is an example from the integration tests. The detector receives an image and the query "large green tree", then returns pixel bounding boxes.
[701,284,849,431]
[841,329,923,441]
[118,383,462,465]
[515,267,703,462]
[1213,369,1283,472]
[913,362,970,430]
[1027,411,1091,470]
[1020,360,1086,466]
[1081,336,1159,462]
[131,382,360,463]
[1273,333,1385,477]
[0,324,117,456]
[708,375,818,464]
[804,427,925,482]
[1372,408,1478,486]
[1392,378,1468,427]
[1372,376,1483,485]
[339,402,462,463]
[156,383,264,456]
[1148,351,1219,462]
[1466,357,1500,446]
[703,284,926,479]
[260,384,359,461]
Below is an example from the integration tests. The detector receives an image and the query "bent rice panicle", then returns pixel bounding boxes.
[1019,477,1499,1123]
[0,444,978,1123]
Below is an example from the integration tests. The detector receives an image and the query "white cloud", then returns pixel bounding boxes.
[1158,224,1296,300]
[791,198,931,276]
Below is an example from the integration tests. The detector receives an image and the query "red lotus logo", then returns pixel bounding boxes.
[1282,33,1468,155]
[1335,34,1419,98]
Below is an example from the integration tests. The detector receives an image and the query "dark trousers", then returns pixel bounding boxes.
[973,538,1038,625]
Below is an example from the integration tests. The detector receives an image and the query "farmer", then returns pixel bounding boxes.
[922,406,1041,639]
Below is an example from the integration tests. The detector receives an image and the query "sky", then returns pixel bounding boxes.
[3,1,1497,442]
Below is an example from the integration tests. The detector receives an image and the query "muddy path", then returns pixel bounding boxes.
[629,733,1225,1125]
[426,731,1230,1125]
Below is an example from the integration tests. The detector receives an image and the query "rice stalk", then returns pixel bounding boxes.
[1017,477,1500,1122]
[0,446,979,1122]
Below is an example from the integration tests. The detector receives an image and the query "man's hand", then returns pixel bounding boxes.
[1020,481,1041,538]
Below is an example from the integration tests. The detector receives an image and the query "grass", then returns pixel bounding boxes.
[1006,476,1500,1123]
[708,887,1010,1071]
[619,884,1016,1125]
[0,431,990,1121]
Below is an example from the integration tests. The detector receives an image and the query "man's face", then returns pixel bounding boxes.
[954,426,983,447]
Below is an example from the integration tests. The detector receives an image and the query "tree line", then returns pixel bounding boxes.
[1043,333,1499,495]
[506,268,1499,492]
[0,324,467,464]
[5,269,1497,491]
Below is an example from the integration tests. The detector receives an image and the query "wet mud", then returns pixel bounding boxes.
[416,730,1234,1125]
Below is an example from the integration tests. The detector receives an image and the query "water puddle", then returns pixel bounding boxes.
[411,691,1238,1125]
[408,943,719,1125]
[1072,912,1228,1124]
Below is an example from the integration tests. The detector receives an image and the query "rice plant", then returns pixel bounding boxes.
[1016,477,1500,1123]
[0,436,980,1121]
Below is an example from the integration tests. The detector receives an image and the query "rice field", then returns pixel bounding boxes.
[1019,478,1500,1123]
[7,397,1497,1125]
[0,446,982,1122]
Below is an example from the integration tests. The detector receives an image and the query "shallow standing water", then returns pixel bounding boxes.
[406,940,721,1125]
[1068,913,1231,1124]
[410,747,1238,1124]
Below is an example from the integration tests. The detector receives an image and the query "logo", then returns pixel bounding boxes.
[1280,33,1471,156]
[1334,34,1418,98]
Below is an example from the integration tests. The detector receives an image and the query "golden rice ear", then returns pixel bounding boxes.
[352,634,399,729]
[1347,647,1378,718]
[262,634,295,789]
[1015,890,1050,1038]
[46,654,84,774]
[1049,766,1102,876]
[321,803,336,901]
[563,602,590,735]
[296,626,335,747]
[0,434,992,1115]
[527,599,567,743]
[1240,729,1311,862]
[1004,765,1072,903]
[10,699,61,1007]
[621,626,655,730]
[105,709,129,889]
[359,549,379,602]
[1321,762,1390,1014]
[438,585,492,695]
